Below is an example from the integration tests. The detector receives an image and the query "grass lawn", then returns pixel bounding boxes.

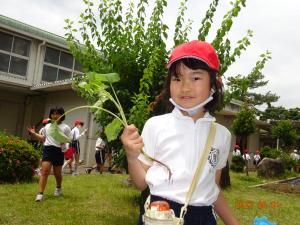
[0,172,299,225]
[218,172,300,225]
[0,174,140,225]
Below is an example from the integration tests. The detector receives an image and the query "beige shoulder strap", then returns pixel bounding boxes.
[178,122,217,221]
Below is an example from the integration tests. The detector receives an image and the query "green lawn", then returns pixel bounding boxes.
[0,172,299,225]
[0,174,140,225]
[218,172,300,225]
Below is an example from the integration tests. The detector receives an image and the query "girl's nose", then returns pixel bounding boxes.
[181,79,191,91]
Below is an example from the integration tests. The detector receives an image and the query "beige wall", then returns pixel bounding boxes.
[0,90,26,136]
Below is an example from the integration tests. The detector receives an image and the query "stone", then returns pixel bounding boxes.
[257,157,284,178]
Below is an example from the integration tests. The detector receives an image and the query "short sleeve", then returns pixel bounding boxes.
[215,128,231,170]
[39,127,45,135]
[138,118,157,166]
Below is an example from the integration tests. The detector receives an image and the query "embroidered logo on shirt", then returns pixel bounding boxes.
[208,148,219,167]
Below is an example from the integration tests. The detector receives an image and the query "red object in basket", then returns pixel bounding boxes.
[150,201,170,211]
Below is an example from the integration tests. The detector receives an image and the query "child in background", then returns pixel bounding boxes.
[86,132,107,174]
[243,149,251,161]
[253,150,261,167]
[69,119,87,175]
[232,144,241,156]
[27,107,71,202]
[121,40,239,225]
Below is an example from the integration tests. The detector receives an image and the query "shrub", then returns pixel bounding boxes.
[0,132,40,183]
[279,152,297,171]
[260,146,281,159]
[230,155,245,172]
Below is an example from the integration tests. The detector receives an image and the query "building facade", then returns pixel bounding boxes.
[0,15,100,166]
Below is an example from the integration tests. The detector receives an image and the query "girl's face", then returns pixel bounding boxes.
[170,63,211,110]
[50,111,62,121]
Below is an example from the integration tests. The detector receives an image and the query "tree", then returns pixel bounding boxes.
[231,104,256,175]
[260,106,300,121]
[272,120,298,150]
[64,0,256,170]
[63,2,280,193]
[225,51,279,107]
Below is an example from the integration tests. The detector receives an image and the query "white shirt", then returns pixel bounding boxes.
[95,137,105,151]
[43,123,71,147]
[290,153,300,161]
[70,126,85,140]
[138,108,231,206]
[253,154,261,162]
[243,153,251,161]
[39,127,45,135]
[232,149,241,156]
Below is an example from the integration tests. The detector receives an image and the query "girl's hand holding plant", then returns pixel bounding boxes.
[121,124,144,161]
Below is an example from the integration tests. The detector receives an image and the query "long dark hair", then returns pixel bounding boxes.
[150,58,223,116]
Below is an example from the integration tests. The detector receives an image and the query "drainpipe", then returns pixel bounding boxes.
[34,40,46,84]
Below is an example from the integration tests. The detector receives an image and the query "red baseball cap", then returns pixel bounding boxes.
[74,119,83,125]
[167,40,220,71]
[234,144,240,149]
[42,118,50,125]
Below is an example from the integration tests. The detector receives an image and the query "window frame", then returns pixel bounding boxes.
[0,30,31,78]
[42,45,84,82]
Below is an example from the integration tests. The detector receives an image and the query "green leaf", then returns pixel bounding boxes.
[48,122,71,144]
[104,118,123,142]
[87,72,120,83]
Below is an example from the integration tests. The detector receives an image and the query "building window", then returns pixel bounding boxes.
[42,46,83,82]
[0,31,30,77]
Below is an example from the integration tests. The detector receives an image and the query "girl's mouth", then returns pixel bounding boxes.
[180,96,193,100]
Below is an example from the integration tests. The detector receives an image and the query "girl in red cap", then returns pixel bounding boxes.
[121,40,239,225]
[69,119,87,175]
[232,144,241,156]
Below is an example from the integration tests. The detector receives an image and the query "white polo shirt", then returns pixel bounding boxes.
[138,108,231,206]
[43,123,71,148]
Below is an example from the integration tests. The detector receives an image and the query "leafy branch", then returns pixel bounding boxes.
[52,72,172,179]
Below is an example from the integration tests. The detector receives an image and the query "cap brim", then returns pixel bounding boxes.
[167,56,211,69]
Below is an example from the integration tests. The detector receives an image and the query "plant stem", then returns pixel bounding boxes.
[56,105,126,127]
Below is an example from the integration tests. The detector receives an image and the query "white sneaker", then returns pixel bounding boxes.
[72,171,78,176]
[54,188,62,197]
[35,194,43,202]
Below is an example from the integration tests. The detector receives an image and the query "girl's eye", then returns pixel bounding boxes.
[193,76,201,81]
[172,77,181,82]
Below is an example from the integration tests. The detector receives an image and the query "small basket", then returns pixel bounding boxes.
[143,196,183,225]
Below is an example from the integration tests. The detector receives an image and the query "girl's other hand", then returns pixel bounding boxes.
[27,126,35,135]
[121,124,144,161]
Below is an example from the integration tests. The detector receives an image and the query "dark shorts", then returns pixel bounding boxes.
[138,195,216,225]
[95,150,106,164]
[42,145,64,166]
[71,140,80,154]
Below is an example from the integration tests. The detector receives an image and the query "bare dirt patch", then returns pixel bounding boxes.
[260,177,300,194]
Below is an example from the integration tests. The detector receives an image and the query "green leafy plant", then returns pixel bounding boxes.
[0,132,40,183]
[260,146,281,159]
[52,72,172,179]
[230,155,244,172]
[271,120,298,149]
[280,152,297,171]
